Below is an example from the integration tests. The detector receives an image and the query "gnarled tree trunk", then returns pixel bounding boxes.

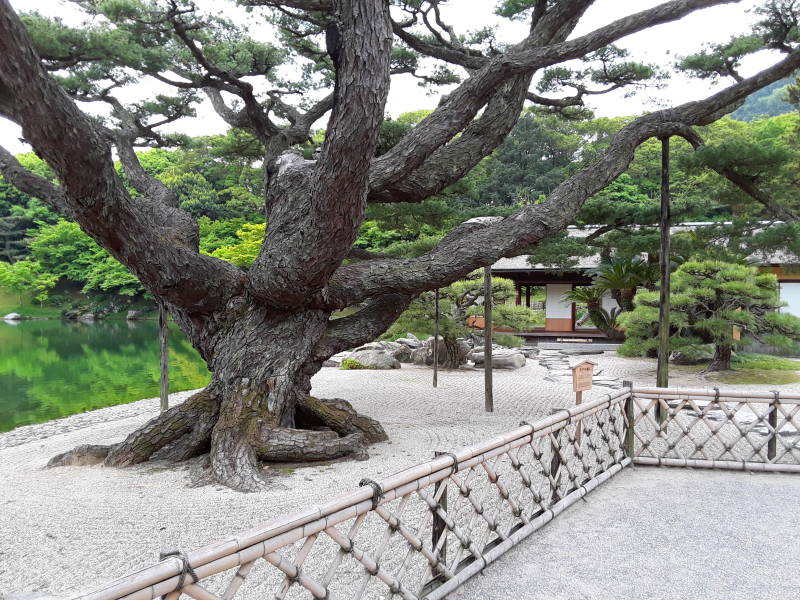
[49,303,388,491]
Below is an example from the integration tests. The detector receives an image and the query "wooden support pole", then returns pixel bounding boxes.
[656,136,671,422]
[767,396,779,461]
[433,288,439,388]
[483,267,494,413]
[623,380,635,458]
[158,302,169,413]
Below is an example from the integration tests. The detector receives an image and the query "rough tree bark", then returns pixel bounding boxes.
[1,0,798,490]
[704,345,733,372]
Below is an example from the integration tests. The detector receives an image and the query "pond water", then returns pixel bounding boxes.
[0,319,210,432]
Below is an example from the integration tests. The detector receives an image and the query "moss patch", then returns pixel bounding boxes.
[732,353,800,371]
[340,358,378,370]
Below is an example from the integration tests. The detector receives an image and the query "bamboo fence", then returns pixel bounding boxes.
[629,387,800,473]
[67,389,631,600]
[57,385,799,600]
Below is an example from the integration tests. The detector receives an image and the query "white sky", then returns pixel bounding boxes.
[0,0,774,155]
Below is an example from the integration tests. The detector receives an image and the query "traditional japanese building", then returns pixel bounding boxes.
[489,223,800,341]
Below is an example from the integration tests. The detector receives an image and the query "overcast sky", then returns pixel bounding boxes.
[0,0,772,155]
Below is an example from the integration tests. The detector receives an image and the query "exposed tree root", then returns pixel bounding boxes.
[297,396,388,443]
[46,389,387,492]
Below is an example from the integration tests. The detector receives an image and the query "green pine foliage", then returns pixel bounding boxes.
[618,260,800,365]
[382,272,542,345]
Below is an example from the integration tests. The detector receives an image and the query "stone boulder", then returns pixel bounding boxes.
[470,348,526,369]
[323,351,351,367]
[352,340,411,362]
[78,312,96,322]
[411,346,432,366]
[346,348,401,369]
[3,312,22,321]
[395,334,423,350]
[126,310,143,321]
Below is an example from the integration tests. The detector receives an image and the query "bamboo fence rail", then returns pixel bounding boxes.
[629,387,800,472]
[68,389,631,600]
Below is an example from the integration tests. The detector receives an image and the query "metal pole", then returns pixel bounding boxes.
[484,266,493,412]
[158,302,169,413]
[433,288,439,388]
[656,136,671,422]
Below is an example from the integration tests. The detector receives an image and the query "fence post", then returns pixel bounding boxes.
[767,394,779,462]
[623,380,635,458]
[432,451,448,563]
[549,409,562,504]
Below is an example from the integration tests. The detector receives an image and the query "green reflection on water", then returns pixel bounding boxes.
[0,319,210,432]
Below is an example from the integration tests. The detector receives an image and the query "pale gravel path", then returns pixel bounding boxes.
[1,354,799,598]
[450,467,800,600]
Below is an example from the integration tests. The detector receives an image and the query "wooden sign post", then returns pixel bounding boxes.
[571,360,595,442]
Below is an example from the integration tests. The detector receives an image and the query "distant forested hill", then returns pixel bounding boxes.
[731,76,795,121]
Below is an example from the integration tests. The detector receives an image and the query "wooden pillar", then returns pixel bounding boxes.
[515,285,522,306]
[484,266,493,413]
[525,285,531,308]
[767,395,778,461]
[158,302,169,413]
[623,380,635,457]
[433,288,439,388]
[656,137,671,422]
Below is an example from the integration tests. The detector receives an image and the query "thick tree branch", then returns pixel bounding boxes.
[0,0,243,313]
[113,131,180,207]
[250,0,392,307]
[0,145,73,217]
[324,49,800,308]
[368,1,592,204]
[370,0,738,193]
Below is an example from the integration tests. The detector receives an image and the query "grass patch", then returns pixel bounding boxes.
[732,352,800,371]
[713,370,800,385]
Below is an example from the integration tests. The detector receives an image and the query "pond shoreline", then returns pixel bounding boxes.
[0,388,200,451]
[0,319,210,432]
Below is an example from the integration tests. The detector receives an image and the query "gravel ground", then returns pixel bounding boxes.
[1,353,799,598]
[450,466,800,600]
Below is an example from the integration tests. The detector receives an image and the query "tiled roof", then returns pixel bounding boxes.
[492,222,799,272]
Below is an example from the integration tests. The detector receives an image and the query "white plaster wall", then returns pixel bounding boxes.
[601,291,619,313]
[779,282,800,317]
[545,284,573,319]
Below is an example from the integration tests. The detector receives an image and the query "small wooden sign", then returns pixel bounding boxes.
[572,361,596,393]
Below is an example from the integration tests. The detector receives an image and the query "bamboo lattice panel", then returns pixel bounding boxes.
[75,392,630,600]
[631,388,800,470]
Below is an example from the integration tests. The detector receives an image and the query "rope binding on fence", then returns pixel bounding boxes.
[359,478,384,509]
[158,548,198,590]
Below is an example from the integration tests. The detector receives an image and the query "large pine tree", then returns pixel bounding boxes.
[0,0,799,490]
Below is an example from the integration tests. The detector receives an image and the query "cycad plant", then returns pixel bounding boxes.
[563,285,624,340]
[590,256,657,311]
